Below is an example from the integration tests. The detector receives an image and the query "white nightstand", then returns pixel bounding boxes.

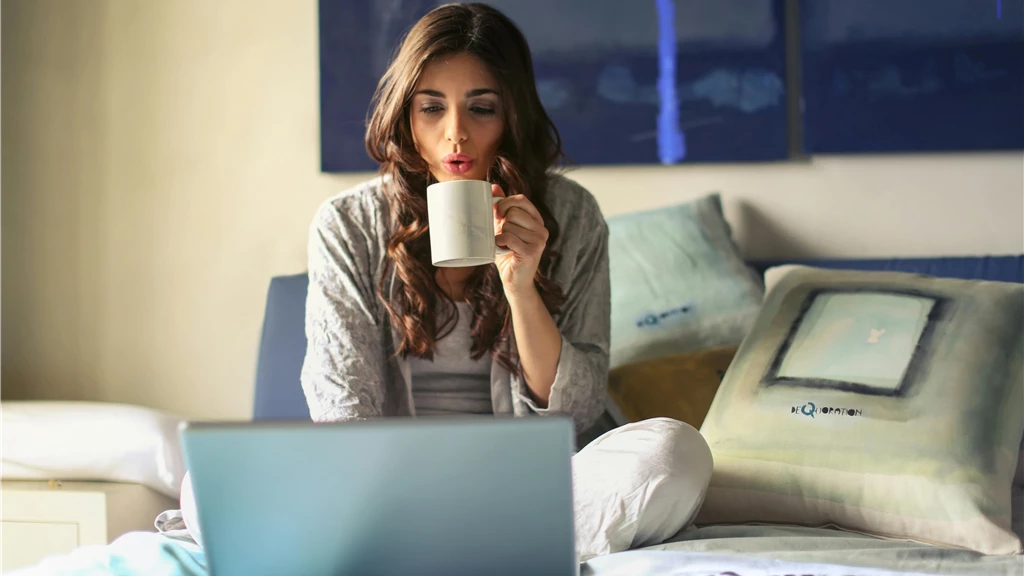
[0,480,178,572]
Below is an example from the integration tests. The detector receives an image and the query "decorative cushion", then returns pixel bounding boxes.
[697,265,1024,555]
[606,193,763,369]
[0,401,187,498]
[607,346,738,430]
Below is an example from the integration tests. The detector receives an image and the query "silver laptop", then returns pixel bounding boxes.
[180,417,577,576]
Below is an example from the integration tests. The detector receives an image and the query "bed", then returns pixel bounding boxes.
[249,254,1024,576]
[11,255,1023,576]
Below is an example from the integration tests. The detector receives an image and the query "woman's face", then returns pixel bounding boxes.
[410,52,504,182]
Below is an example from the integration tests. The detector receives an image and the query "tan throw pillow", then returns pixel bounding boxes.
[698,265,1024,555]
[608,346,738,430]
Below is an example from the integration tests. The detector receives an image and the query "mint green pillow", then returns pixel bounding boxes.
[698,265,1024,555]
[606,193,763,369]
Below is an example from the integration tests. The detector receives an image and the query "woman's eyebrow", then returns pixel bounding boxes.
[413,88,498,98]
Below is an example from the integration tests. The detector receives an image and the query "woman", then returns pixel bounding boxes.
[304,4,607,433]
[186,2,712,561]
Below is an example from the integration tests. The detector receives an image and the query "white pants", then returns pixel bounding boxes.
[180,417,712,562]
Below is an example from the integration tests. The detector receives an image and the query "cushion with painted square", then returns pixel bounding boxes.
[697,265,1024,555]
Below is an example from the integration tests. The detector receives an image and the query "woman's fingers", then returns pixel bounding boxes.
[498,221,547,248]
[495,231,529,255]
[495,195,543,225]
[491,189,548,257]
[502,207,548,235]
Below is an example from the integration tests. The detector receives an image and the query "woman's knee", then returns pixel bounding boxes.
[581,417,712,475]
[617,418,713,547]
[572,417,713,559]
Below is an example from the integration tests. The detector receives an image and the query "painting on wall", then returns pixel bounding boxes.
[319,0,790,172]
[800,0,1024,153]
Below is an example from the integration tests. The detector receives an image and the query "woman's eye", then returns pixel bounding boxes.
[420,105,443,114]
[471,106,496,115]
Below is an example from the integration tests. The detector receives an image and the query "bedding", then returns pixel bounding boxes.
[11,526,1021,576]
[588,525,1024,576]
[6,531,205,576]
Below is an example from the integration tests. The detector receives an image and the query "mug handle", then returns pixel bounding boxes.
[492,197,512,256]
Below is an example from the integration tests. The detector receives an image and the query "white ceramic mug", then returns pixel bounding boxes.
[427,179,511,267]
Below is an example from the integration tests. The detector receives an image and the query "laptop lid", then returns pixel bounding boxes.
[180,416,576,576]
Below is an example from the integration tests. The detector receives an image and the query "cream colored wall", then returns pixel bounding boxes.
[3,0,1022,419]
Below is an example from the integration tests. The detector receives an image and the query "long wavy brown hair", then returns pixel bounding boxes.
[365,3,566,374]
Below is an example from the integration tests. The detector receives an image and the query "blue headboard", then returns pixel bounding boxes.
[252,255,1024,421]
[749,255,1024,283]
[253,273,311,421]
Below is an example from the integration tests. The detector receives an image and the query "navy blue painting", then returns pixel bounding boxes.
[800,0,1024,153]
[319,0,789,172]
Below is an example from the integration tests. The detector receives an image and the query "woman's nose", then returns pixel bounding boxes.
[445,110,468,144]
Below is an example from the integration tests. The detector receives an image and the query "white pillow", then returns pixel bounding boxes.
[699,266,1024,554]
[1,401,186,498]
